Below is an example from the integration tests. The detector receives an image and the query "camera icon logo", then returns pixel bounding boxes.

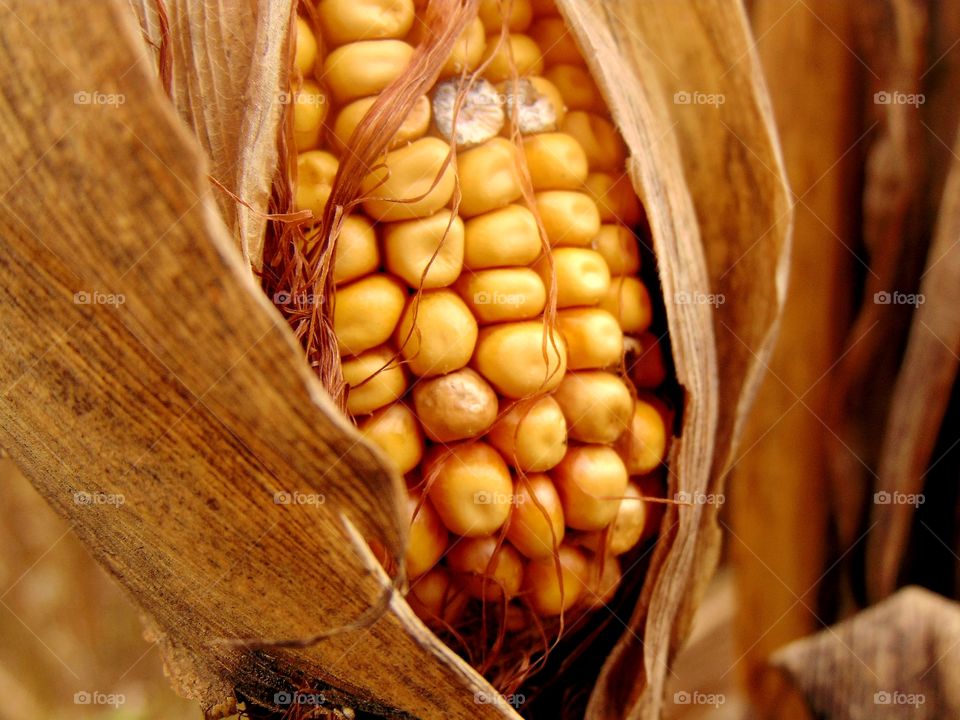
[474,490,493,505]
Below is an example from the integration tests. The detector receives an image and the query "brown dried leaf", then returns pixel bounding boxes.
[129,0,291,271]
[867,125,960,598]
[558,0,790,718]
[771,586,960,720]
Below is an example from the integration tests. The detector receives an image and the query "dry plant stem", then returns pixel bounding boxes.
[734,0,857,710]
[825,0,928,575]
[866,127,960,600]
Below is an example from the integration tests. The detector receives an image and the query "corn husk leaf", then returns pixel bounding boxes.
[559,1,790,717]
[129,0,290,271]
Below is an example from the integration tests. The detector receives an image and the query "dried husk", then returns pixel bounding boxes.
[0,1,789,719]
[731,0,861,704]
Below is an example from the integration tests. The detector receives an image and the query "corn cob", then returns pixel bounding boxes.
[288,0,671,676]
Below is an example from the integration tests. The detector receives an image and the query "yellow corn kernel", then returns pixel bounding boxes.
[455,268,546,324]
[405,493,448,578]
[295,150,339,219]
[319,0,415,46]
[487,395,567,471]
[395,289,478,377]
[557,307,623,369]
[543,64,605,114]
[456,138,523,217]
[331,94,431,153]
[606,482,651,555]
[592,224,640,276]
[463,204,542,269]
[293,80,330,151]
[361,137,455,222]
[334,274,406,356]
[498,76,566,133]
[534,190,600,246]
[407,566,468,627]
[473,321,567,398]
[598,275,652,332]
[425,442,513,536]
[479,33,544,83]
[529,16,584,66]
[478,0,533,33]
[448,536,524,600]
[582,554,621,608]
[534,247,610,308]
[522,132,588,190]
[358,402,424,475]
[506,474,565,559]
[295,17,319,76]
[383,210,464,289]
[328,215,380,285]
[342,345,407,415]
[412,368,498,442]
[553,371,632,444]
[409,17,487,79]
[449,18,488,77]
[551,445,627,530]
[562,111,627,172]
[522,544,588,615]
[584,171,644,226]
[615,398,666,474]
[322,40,415,103]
